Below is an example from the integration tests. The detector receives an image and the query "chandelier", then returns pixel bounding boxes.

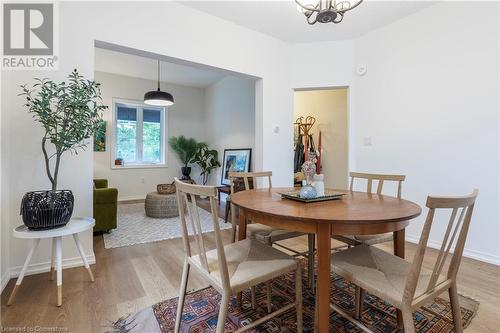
[295,0,363,25]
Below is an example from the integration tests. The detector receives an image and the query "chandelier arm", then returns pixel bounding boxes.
[333,12,344,24]
[295,0,321,13]
[335,0,363,13]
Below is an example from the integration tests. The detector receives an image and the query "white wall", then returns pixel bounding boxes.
[205,76,256,185]
[1,0,293,290]
[294,89,349,189]
[292,2,500,265]
[94,71,207,200]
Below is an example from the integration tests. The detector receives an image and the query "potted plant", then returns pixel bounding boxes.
[20,69,107,229]
[168,136,203,180]
[194,145,221,185]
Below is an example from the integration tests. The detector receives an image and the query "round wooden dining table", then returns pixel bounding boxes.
[230,188,422,333]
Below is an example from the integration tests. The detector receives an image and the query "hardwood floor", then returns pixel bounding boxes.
[1,202,499,332]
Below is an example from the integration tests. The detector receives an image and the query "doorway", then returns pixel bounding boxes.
[293,87,349,189]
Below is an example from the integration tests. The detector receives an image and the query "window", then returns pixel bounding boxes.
[113,99,166,167]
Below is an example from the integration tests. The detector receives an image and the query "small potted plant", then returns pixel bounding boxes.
[194,145,221,185]
[168,136,203,180]
[20,69,107,229]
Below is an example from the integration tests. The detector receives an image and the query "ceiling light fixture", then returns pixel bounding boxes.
[144,60,174,107]
[295,0,363,25]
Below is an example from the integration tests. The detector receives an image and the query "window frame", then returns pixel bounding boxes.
[110,98,168,169]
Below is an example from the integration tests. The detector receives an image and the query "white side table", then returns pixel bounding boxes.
[7,217,95,307]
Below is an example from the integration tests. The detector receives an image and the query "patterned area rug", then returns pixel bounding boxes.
[103,203,231,249]
[112,261,479,332]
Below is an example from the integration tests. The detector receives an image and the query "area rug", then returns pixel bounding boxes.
[103,203,231,249]
[112,261,479,332]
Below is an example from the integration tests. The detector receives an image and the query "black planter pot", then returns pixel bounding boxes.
[180,167,192,180]
[20,190,74,230]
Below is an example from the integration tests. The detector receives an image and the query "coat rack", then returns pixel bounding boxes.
[294,116,316,161]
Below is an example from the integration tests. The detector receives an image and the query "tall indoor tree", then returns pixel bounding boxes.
[20,69,107,229]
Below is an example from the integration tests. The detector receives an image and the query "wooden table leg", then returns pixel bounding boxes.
[394,229,405,328]
[55,236,63,307]
[237,209,247,303]
[50,238,56,281]
[73,233,95,282]
[7,238,40,305]
[316,224,331,333]
[238,209,247,241]
[393,229,405,259]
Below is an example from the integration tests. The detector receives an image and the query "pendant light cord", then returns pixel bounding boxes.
[157,59,160,91]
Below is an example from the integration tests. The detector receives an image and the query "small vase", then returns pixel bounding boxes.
[313,174,325,197]
[299,184,317,199]
[180,167,191,180]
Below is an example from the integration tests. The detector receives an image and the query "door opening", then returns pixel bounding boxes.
[293,88,349,189]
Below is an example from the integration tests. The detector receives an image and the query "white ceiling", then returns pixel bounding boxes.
[94,48,225,88]
[180,0,436,43]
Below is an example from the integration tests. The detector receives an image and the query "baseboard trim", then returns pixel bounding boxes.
[1,271,10,293]
[7,254,96,281]
[406,234,500,266]
[118,196,146,203]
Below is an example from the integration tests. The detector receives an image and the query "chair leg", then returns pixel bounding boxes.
[354,286,365,319]
[307,234,315,290]
[449,282,463,333]
[401,306,416,333]
[230,204,237,243]
[295,265,303,333]
[216,291,231,333]
[174,261,190,333]
[224,200,231,223]
[266,280,272,313]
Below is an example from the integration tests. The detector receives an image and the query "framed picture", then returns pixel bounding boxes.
[94,120,106,152]
[221,148,252,185]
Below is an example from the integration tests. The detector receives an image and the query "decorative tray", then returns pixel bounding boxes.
[280,190,345,203]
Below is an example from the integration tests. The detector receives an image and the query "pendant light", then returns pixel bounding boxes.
[144,60,174,106]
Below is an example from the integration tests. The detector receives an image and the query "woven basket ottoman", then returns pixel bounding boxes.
[145,192,180,218]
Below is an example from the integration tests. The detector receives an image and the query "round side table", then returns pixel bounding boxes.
[7,217,95,307]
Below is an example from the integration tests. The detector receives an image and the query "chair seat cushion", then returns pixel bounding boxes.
[353,233,393,245]
[334,233,393,246]
[247,223,304,244]
[331,244,446,308]
[190,238,297,293]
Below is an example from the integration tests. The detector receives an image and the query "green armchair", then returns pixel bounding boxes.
[93,179,118,232]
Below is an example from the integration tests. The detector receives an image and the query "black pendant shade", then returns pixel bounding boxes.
[144,60,174,106]
[144,89,174,106]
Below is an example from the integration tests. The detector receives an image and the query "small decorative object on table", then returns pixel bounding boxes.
[299,185,317,199]
[299,160,317,199]
[157,182,176,195]
[281,190,345,203]
[313,174,325,197]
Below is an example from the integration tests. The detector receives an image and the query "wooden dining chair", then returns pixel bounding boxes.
[333,172,406,247]
[330,189,478,332]
[173,178,303,333]
[228,171,316,289]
